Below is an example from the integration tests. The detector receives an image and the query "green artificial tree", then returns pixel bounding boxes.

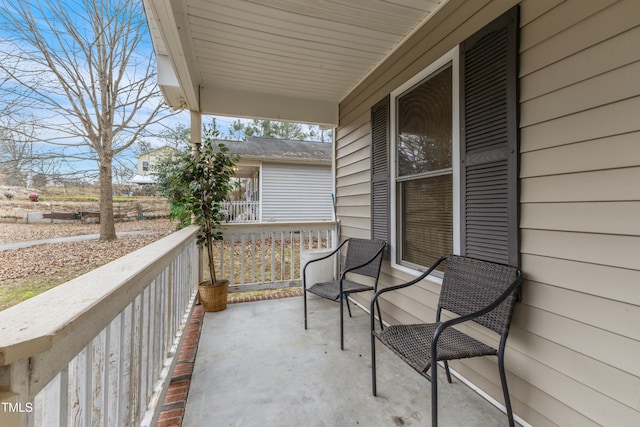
[157,126,239,288]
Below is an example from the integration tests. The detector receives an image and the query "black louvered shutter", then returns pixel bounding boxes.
[460,7,519,267]
[371,95,390,254]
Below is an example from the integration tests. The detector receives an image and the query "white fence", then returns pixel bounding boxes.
[214,221,337,291]
[0,226,200,427]
[221,200,260,223]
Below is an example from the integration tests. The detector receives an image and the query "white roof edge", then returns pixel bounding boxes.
[144,0,199,110]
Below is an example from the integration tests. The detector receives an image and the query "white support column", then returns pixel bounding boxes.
[190,110,202,154]
[190,110,204,284]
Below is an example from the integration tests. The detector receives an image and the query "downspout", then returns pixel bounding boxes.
[331,125,340,248]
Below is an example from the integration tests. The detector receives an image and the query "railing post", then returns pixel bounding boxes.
[230,237,236,285]
[0,392,26,427]
[0,360,31,427]
[198,245,204,285]
[167,262,174,354]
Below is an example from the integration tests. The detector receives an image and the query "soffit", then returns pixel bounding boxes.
[145,0,445,125]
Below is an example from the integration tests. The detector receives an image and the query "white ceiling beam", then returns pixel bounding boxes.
[200,85,338,126]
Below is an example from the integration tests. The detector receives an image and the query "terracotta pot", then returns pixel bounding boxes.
[198,279,229,312]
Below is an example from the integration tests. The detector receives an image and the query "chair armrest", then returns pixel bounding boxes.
[370,256,448,331]
[371,256,447,306]
[430,270,524,354]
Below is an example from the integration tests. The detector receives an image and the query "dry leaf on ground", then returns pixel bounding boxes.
[0,219,177,282]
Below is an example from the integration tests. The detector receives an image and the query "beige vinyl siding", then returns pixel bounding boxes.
[506,0,640,422]
[335,110,374,239]
[519,4,640,424]
[335,0,640,425]
[521,132,640,177]
[260,162,333,222]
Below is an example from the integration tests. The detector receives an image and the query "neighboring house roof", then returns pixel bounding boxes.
[140,145,177,156]
[218,137,331,163]
[130,174,157,184]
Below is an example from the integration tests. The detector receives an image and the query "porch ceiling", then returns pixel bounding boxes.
[143,0,446,126]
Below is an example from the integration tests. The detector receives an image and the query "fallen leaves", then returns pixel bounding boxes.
[0,219,174,244]
[0,219,177,309]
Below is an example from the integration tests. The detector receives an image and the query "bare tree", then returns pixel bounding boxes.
[0,118,86,188]
[134,139,153,157]
[157,122,191,150]
[0,121,37,186]
[0,0,168,240]
[225,118,333,142]
[112,157,136,187]
[30,154,69,188]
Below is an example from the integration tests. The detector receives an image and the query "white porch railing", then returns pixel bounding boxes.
[221,200,260,223]
[0,221,336,426]
[0,226,200,427]
[214,221,337,291]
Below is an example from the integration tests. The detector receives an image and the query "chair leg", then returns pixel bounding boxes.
[444,361,452,384]
[303,286,308,330]
[431,360,439,427]
[371,334,378,396]
[340,293,344,350]
[345,294,353,317]
[498,351,516,427]
[375,299,384,330]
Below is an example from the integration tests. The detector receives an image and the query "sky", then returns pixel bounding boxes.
[0,0,317,182]
[0,0,334,179]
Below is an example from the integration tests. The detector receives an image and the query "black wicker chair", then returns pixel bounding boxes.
[304,238,386,350]
[370,255,523,427]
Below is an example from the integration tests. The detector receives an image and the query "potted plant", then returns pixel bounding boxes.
[157,126,239,311]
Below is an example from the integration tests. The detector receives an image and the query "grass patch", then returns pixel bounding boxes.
[43,195,100,201]
[0,277,61,310]
[0,264,101,310]
[41,195,157,202]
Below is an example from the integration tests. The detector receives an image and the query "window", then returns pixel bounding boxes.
[371,7,519,271]
[393,60,457,270]
[142,161,149,172]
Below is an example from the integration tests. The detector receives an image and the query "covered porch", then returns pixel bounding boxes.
[0,226,514,426]
[1,0,637,425]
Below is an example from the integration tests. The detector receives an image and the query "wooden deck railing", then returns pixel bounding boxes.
[215,221,337,291]
[0,221,337,426]
[220,200,260,223]
[0,226,200,427]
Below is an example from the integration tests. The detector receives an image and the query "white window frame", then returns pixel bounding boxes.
[389,47,460,277]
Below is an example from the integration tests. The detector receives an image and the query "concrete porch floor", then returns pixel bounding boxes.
[182,296,515,427]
